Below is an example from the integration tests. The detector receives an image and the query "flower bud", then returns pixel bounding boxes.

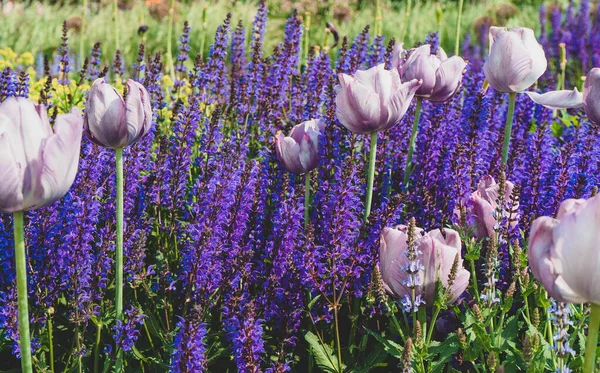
[275,119,323,174]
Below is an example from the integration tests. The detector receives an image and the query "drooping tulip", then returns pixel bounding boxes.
[467,176,518,239]
[0,97,83,213]
[526,68,600,125]
[394,44,467,103]
[379,225,470,305]
[275,119,323,174]
[84,78,152,149]
[483,27,547,93]
[528,194,600,304]
[335,63,421,134]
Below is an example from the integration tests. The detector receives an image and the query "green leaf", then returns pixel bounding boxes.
[364,328,403,359]
[427,334,459,373]
[304,331,345,373]
[350,343,388,373]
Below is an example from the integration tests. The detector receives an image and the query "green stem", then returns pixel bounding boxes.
[402,0,412,42]
[584,304,600,373]
[403,97,423,187]
[167,0,176,80]
[303,12,311,67]
[80,0,87,65]
[304,172,310,229]
[199,4,208,60]
[14,211,32,373]
[469,260,479,301]
[333,304,343,373]
[501,92,517,167]
[93,322,102,373]
[454,0,464,55]
[426,307,441,345]
[115,147,124,373]
[113,0,119,52]
[364,132,378,222]
[48,313,55,372]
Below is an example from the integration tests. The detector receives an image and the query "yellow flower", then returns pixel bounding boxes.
[17,52,34,67]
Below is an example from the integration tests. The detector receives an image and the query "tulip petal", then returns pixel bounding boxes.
[484,31,534,93]
[430,56,467,102]
[420,236,439,304]
[401,47,437,96]
[275,134,303,174]
[448,268,470,303]
[37,108,83,209]
[85,78,127,148]
[526,88,584,110]
[379,226,410,298]
[553,195,600,303]
[386,79,421,129]
[584,68,600,125]
[0,132,24,213]
[488,26,508,51]
[125,80,152,146]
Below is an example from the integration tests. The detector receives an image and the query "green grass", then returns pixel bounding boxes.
[0,0,568,67]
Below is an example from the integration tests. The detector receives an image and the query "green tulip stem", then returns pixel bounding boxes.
[454,0,464,56]
[115,147,124,373]
[14,211,32,373]
[304,172,311,229]
[584,303,600,373]
[303,12,311,68]
[501,92,517,167]
[404,96,423,187]
[113,0,119,52]
[364,131,378,222]
[167,0,176,80]
[80,0,87,64]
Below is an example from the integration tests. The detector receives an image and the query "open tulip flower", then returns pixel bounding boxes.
[84,78,152,149]
[335,63,421,134]
[0,97,83,213]
[394,43,467,103]
[529,194,600,372]
[526,68,600,125]
[379,225,470,305]
[275,119,323,175]
[483,27,547,94]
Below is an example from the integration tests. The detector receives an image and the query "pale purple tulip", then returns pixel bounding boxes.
[526,68,600,125]
[468,176,518,239]
[84,78,152,149]
[483,27,547,93]
[275,119,323,174]
[379,225,470,305]
[0,97,83,213]
[528,194,600,304]
[394,44,467,103]
[335,63,421,134]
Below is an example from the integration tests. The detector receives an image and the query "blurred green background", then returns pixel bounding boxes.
[0,0,569,66]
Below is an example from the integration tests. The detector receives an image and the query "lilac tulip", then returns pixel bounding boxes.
[0,97,83,213]
[335,63,421,134]
[84,78,152,149]
[379,225,470,305]
[467,176,518,239]
[394,44,467,103]
[528,194,600,304]
[483,27,547,93]
[526,68,600,125]
[275,119,323,174]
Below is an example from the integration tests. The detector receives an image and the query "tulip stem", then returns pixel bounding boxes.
[48,312,55,372]
[303,12,311,68]
[404,97,423,188]
[304,172,310,229]
[584,303,600,373]
[454,0,464,55]
[501,92,516,167]
[364,131,378,222]
[167,0,176,80]
[115,147,124,373]
[14,211,32,373]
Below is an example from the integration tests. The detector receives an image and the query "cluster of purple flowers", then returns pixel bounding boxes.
[1,0,600,371]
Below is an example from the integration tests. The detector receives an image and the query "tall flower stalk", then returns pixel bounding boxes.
[501,92,516,166]
[13,212,32,373]
[364,132,378,221]
[404,97,422,187]
[584,304,600,373]
[115,147,124,372]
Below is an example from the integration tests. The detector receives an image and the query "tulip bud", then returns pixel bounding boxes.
[84,78,152,149]
[483,27,547,93]
[335,63,421,134]
[0,98,83,213]
[275,119,323,175]
[528,194,600,304]
[467,175,518,239]
[379,224,470,306]
[394,44,467,103]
